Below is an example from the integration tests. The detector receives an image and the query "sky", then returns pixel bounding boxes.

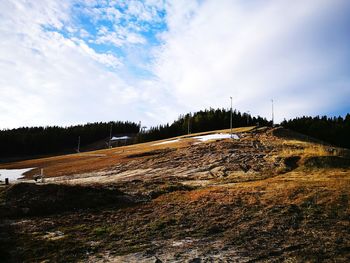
[0,0,350,129]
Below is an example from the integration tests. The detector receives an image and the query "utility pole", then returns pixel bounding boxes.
[246,111,250,126]
[230,96,233,137]
[271,99,274,127]
[77,136,80,153]
[108,122,113,148]
[41,168,45,183]
[187,113,191,134]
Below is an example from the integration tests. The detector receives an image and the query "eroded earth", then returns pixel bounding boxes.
[0,127,349,262]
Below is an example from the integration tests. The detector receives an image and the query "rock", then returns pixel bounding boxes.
[210,166,226,177]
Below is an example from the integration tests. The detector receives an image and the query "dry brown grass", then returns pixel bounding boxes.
[1,126,349,262]
[280,142,330,157]
[0,127,255,179]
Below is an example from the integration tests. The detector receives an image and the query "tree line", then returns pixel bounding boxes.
[281,114,350,149]
[139,108,269,142]
[2,109,349,159]
[0,121,140,158]
[0,108,267,159]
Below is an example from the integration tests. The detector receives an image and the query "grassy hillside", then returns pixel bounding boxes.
[0,126,349,262]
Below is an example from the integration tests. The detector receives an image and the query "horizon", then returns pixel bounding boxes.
[1,0,350,129]
[1,107,349,131]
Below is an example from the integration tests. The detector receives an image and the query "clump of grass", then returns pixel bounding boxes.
[93,226,109,236]
[303,145,332,157]
[281,143,329,158]
[150,217,177,231]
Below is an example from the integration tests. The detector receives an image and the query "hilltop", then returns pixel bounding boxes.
[0,108,269,161]
[0,126,349,262]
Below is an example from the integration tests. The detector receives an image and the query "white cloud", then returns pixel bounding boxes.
[105,6,122,21]
[150,0,350,120]
[0,0,349,130]
[95,26,146,47]
[85,1,166,47]
[79,29,91,38]
[150,0,350,122]
[0,0,141,128]
[76,39,122,68]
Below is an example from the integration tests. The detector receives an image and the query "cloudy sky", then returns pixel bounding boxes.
[1,0,349,129]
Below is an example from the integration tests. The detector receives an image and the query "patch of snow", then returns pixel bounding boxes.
[0,168,34,182]
[231,134,240,140]
[111,136,130,141]
[194,133,239,142]
[152,139,180,146]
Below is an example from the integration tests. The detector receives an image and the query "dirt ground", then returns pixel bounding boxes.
[0,127,349,262]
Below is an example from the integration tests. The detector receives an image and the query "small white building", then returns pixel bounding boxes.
[109,135,132,147]
[110,136,131,141]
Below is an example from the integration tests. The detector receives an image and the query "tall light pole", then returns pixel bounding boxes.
[108,122,113,148]
[246,111,250,126]
[230,96,233,137]
[271,99,274,127]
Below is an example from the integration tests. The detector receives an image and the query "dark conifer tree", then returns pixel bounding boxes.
[281,114,350,149]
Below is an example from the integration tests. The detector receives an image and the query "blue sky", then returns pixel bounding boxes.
[49,1,167,76]
[0,0,350,129]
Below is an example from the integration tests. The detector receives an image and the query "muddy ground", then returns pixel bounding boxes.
[0,127,349,262]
